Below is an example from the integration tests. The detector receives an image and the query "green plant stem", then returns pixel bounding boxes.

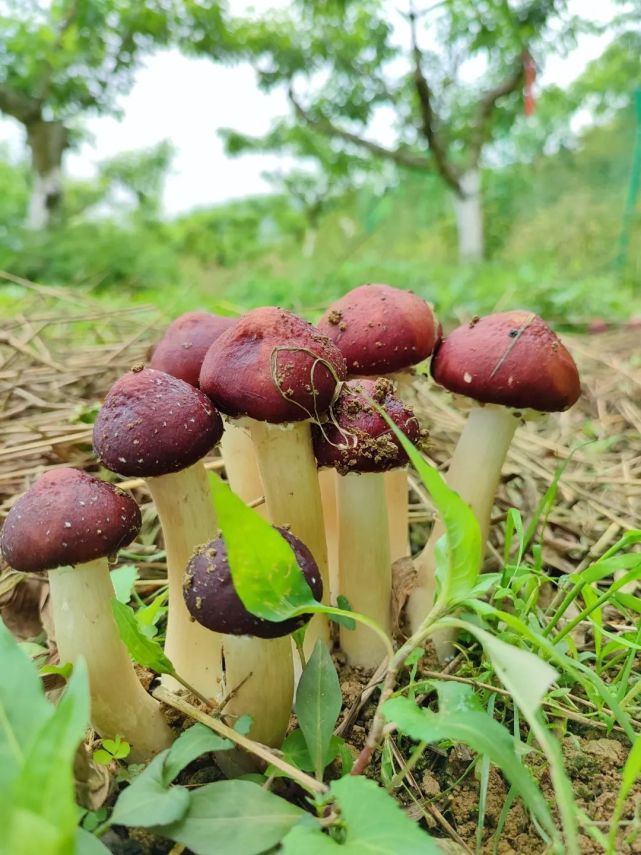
[388,739,427,790]
[298,604,394,664]
[350,603,444,777]
[152,685,327,796]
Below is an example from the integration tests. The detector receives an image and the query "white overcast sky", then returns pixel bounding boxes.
[0,0,618,216]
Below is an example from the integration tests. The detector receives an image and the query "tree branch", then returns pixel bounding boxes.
[467,59,524,168]
[0,84,41,125]
[287,86,430,173]
[408,9,462,196]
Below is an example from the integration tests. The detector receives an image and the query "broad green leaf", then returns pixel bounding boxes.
[383,695,555,837]
[110,564,139,603]
[161,724,233,785]
[607,730,641,854]
[446,621,558,715]
[376,409,482,604]
[111,599,175,674]
[209,472,317,621]
[110,751,190,828]
[270,729,342,776]
[0,619,51,794]
[282,775,440,853]
[152,780,303,855]
[295,640,342,779]
[5,660,90,855]
[76,827,112,855]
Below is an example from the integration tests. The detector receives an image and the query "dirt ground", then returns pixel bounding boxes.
[2,294,641,853]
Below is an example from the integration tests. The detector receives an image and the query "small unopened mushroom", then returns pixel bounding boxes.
[0,468,173,761]
[200,306,347,654]
[313,378,421,668]
[407,311,581,647]
[93,367,224,696]
[150,312,265,512]
[184,528,322,746]
[318,283,441,567]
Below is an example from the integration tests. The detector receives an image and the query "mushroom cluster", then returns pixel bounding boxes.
[0,291,580,761]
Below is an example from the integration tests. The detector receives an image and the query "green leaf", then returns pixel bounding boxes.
[76,827,112,855]
[110,751,190,828]
[161,724,233,785]
[283,775,440,853]
[333,595,356,630]
[152,780,303,855]
[92,749,114,766]
[111,599,175,674]
[5,659,90,855]
[110,564,139,603]
[383,693,555,837]
[270,729,342,776]
[295,640,342,780]
[376,408,482,604]
[209,472,317,621]
[0,619,51,794]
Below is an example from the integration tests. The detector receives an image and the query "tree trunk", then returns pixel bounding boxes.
[302,226,318,258]
[25,120,68,230]
[452,169,483,263]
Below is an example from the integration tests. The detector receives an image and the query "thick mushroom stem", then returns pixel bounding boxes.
[49,559,173,762]
[318,468,339,603]
[407,405,518,638]
[219,635,294,747]
[385,468,411,562]
[150,464,293,745]
[337,472,391,668]
[220,419,266,517]
[248,420,330,652]
[146,464,224,696]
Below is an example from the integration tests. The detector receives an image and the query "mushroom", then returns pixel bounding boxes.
[312,378,421,668]
[150,311,265,515]
[93,366,225,696]
[318,283,441,565]
[150,311,237,387]
[184,528,322,746]
[407,311,581,645]
[0,468,173,761]
[200,306,347,654]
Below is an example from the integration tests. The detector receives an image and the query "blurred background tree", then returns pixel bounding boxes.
[0,0,189,228]
[194,0,585,262]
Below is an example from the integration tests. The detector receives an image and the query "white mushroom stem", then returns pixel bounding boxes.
[49,559,173,762]
[146,464,224,697]
[407,405,518,647]
[385,468,411,562]
[248,420,330,655]
[337,471,391,668]
[220,635,294,747]
[318,468,339,604]
[148,462,294,747]
[220,419,267,518]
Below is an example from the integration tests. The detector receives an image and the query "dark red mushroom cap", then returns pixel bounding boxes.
[149,311,237,388]
[1,468,141,573]
[93,367,224,477]
[183,528,323,638]
[431,311,581,412]
[312,378,421,475]
[317,284,441,375]
[199,307,347,424]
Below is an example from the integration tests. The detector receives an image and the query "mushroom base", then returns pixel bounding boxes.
[49,559,173,762]
[407,405,518,651]
[249,420,330,656]
[337,471,392,669]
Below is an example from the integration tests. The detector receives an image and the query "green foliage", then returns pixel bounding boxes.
[93,735,130,765]
[111,598,175,674]
[0,620,89,855]
[281,775,441,853]
[295,640,342,780]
